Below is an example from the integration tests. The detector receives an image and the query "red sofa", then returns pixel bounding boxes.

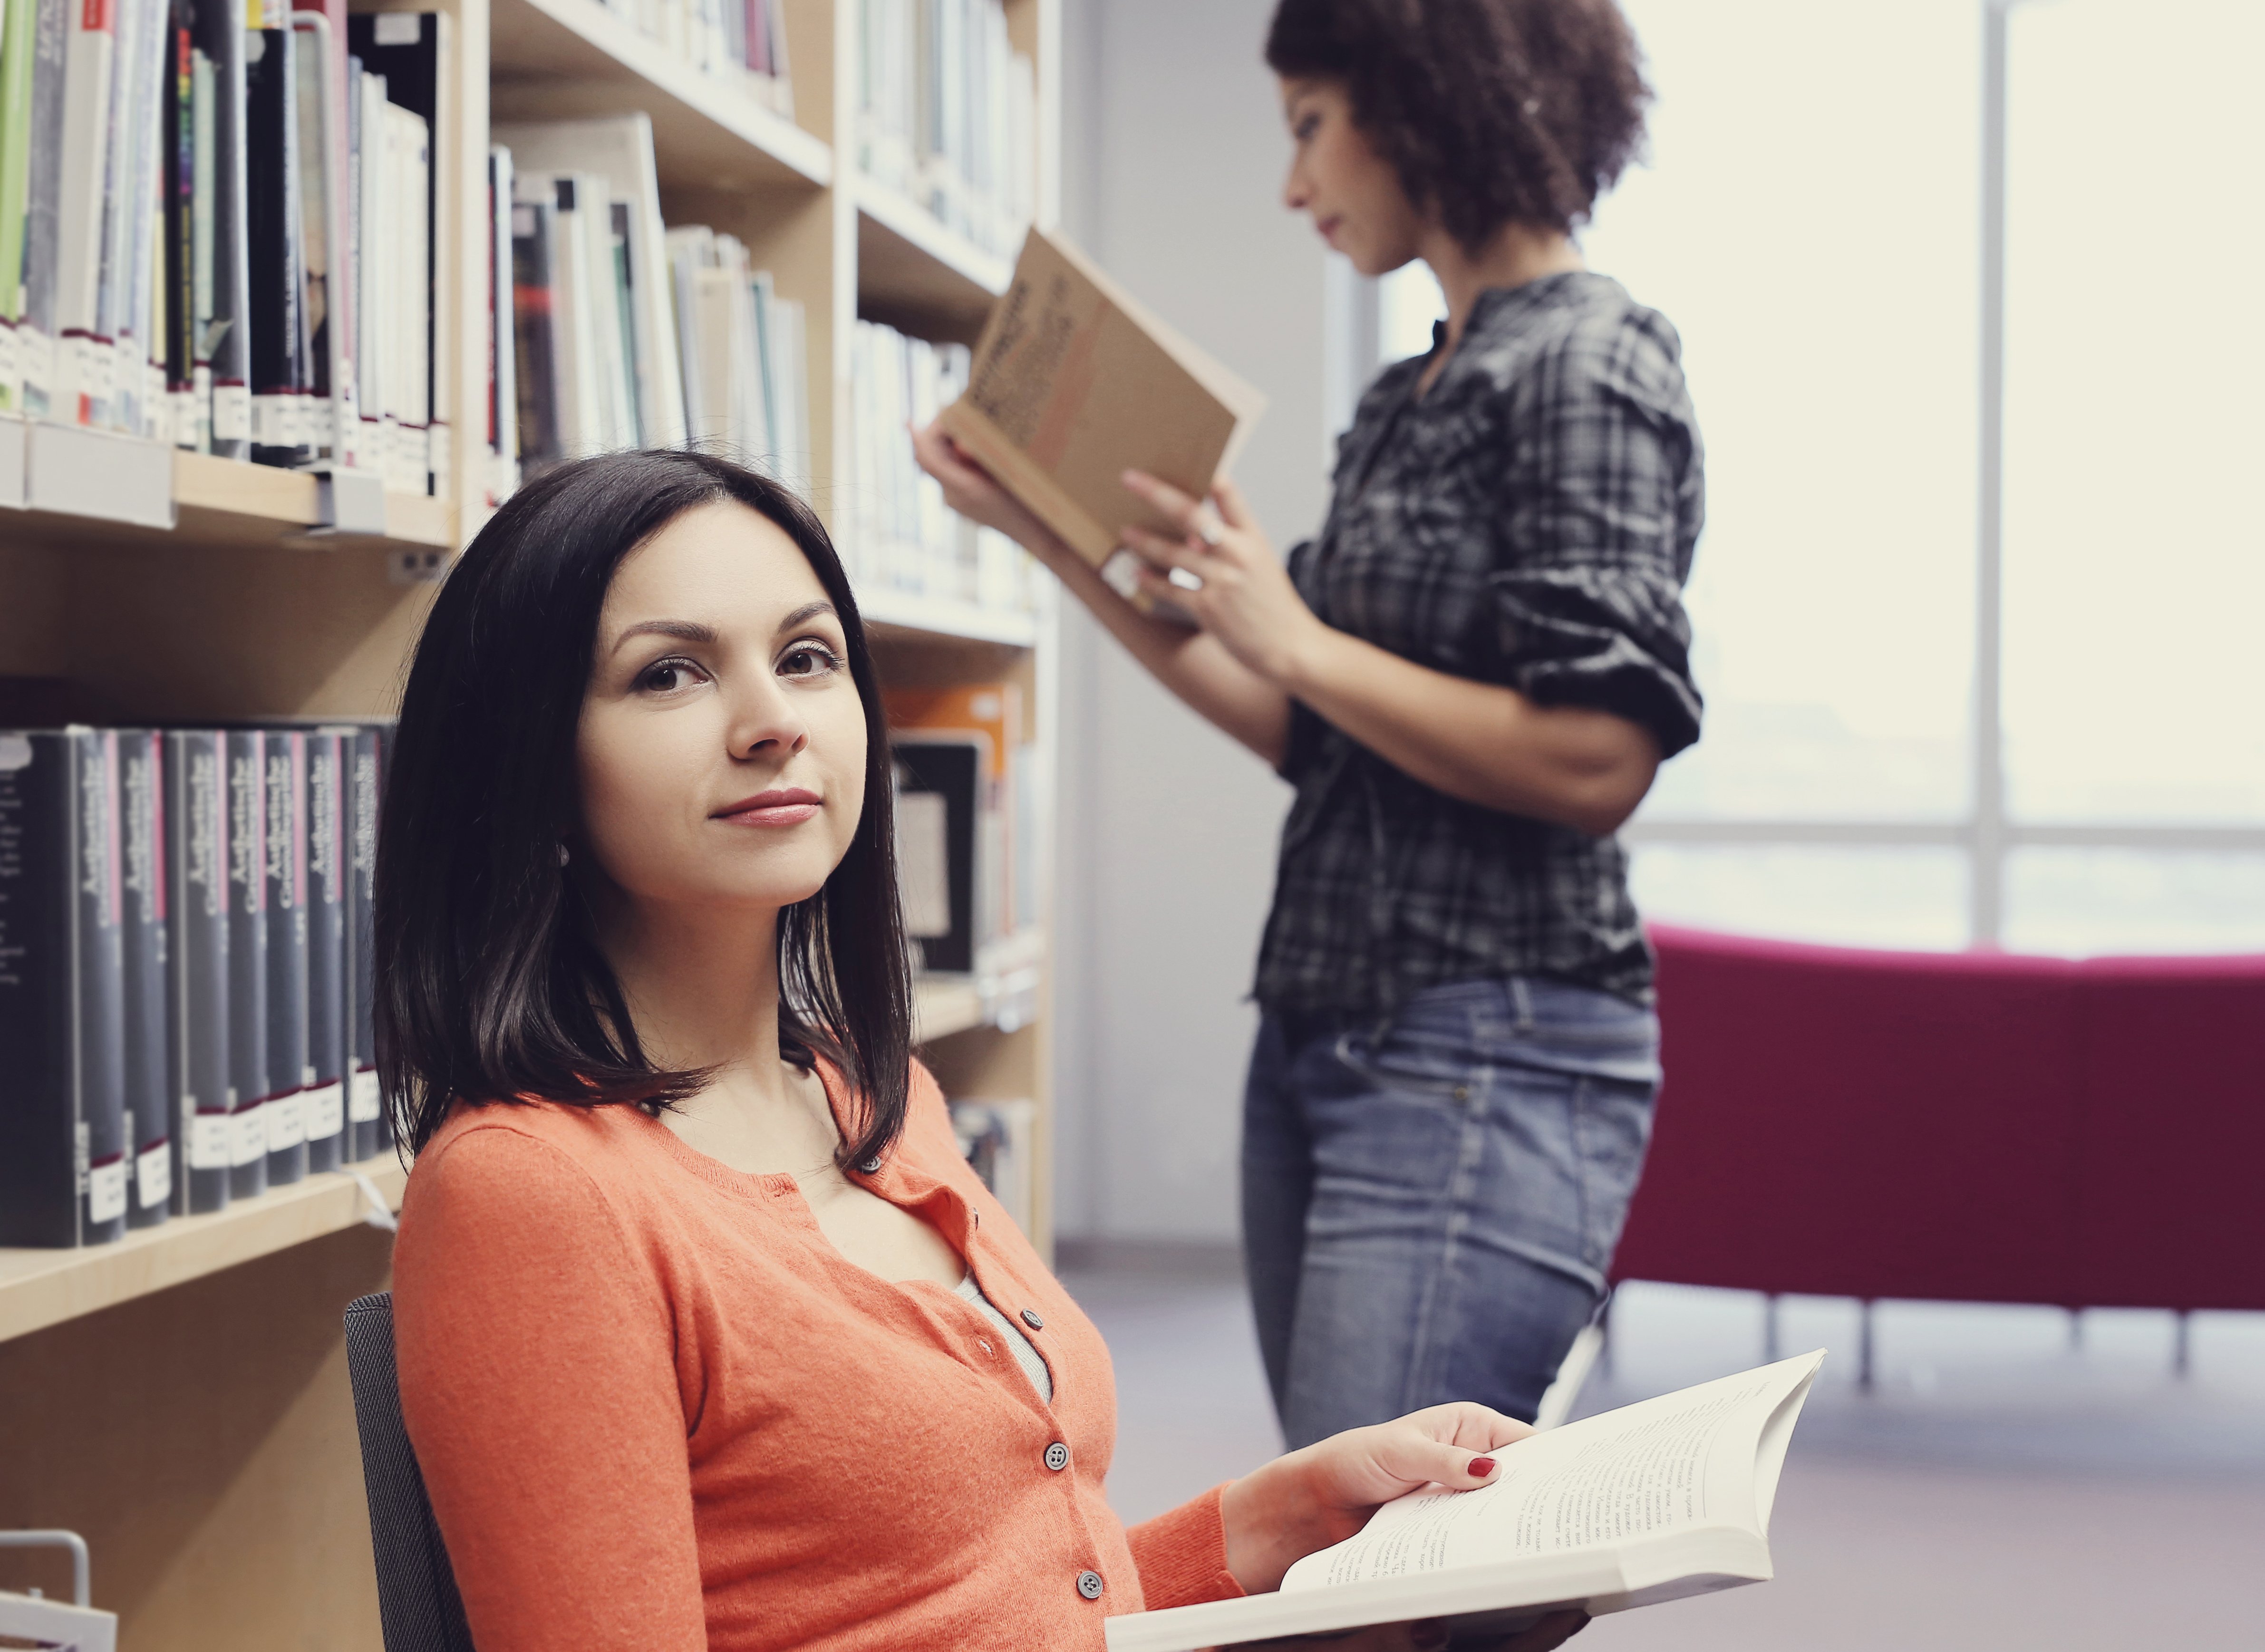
[1611,925,2265,1314]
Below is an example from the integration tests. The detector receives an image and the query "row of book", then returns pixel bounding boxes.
[888,681,1040,987]
[0,724,391,1250]
[857,0,1036,260]
[0,0,450,495]
[591,0,792,117]
[492,114,810,500]
[844,318,1041,614]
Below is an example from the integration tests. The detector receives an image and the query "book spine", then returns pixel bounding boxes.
[194,0,248,458]
[76,729,129,1242]
[55,0,116,426]
[165,730,228,1214]
[0,0,40,409]
[488,141,515,499]
[244,25,305,466]
[162,2,191,442]
[345,723,380,1159]
[262,727,309,1185]
[223,728,268,1198]
[18,0,68,418]
[303,730,345,1172]
[0,732,83,1245]
[120,729,172,1226]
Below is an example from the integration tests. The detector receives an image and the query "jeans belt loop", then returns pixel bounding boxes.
[1509,976,1534,1035]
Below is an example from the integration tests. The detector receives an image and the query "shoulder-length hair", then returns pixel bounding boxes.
[375,450,911,1166]
[1267,0,1651,247]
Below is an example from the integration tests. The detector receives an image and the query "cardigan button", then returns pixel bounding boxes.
[857,1157,882,1175]
[1076,1570,1104,1601]
[1020,1308,1045,1331]
[1044,1441,1070,1472]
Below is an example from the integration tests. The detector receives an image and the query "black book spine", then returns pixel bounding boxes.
[346,724,381,1160]
[263,729,310,1185]
[166,730,230,1216]
[245,27,306,468]
[120,731,173,1228]
[304,731,347,1173]
[163,0,193,407]
[0,730,125,1248]
[224,729,269,1199]
[77,731,129,1245]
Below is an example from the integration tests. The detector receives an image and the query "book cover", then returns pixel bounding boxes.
[936,228,1266,573]
[223,727,269,1199]
[164,728,229,1214]
[0,728,128,1248]
[508,190,561,473]
[161,0,194,442]
[261,726,310,1185]
[119,728,173,1226]
[891,734,986,976]
[303,728,346,1171]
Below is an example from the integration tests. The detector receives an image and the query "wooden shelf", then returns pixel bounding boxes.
[854,174,1012,339]
[490,0,831,193]
[0,1160,408,1346]
[857,585,1040,648]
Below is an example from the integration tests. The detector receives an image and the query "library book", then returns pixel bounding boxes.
[1106,1351,1827,1652]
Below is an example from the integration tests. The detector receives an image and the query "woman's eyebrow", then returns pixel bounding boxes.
[611,618,719,654]
[778,601,838,632]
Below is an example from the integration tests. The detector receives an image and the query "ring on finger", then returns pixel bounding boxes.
[1191,513,1224,549]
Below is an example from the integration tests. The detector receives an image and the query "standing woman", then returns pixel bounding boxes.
[914,0,1702,1448]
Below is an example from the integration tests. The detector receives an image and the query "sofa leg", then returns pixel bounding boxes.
[1596,1287,1616,1381]
[1764,1293,1781,1365]
[2068,1307,2084,1352]
[1858,1299,1875,1393]
[2174,1310,2191,1378]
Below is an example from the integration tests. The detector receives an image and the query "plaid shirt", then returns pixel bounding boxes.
[1255,272,1704,1014]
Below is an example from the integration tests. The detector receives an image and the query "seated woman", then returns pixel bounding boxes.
[381,450,1587,1652]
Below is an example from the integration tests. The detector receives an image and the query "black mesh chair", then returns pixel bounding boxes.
[344,1292,476,1652]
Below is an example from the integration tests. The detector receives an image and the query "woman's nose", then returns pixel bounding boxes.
[726,681,810,759]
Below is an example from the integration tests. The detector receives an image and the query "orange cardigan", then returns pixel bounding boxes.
[392,1062,1243,1652]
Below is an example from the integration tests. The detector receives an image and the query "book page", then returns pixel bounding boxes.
[1281,1353,1825,1593]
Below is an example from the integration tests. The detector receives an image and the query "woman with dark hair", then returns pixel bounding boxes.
[915,0,1701,1449]
[378,449,1586,1652]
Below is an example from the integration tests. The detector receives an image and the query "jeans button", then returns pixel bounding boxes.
[1076,1570,1104,1600]
[1044,1441,1070,1472]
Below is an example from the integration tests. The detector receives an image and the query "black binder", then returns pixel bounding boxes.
[224,729,271,1200]
[263,730,311,1185]
[346,723,384,1160]
[165,730,232,1215]
[245,25,311,467]
[119,731,174,1227]
[0,729,128,1247]
[305,730,349,1173]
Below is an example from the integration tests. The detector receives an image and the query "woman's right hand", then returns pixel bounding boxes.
[908,419,1064,561]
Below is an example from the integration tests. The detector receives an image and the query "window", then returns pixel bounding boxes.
[1370,0,2265,955]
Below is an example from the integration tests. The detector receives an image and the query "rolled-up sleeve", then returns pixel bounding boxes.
[1491,315,1704,757]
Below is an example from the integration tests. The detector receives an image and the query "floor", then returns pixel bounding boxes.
[1056,1251,2265,1651]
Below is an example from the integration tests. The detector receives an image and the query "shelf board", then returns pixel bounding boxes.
[0,1160,408,1345]
[914,975,990,1043]
[857,585,1039,648]
[4,449,451,554]
[490,0,831,193]
[854,174,1011,338]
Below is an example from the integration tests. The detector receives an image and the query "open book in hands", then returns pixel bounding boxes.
[1105,1351,1828,1652]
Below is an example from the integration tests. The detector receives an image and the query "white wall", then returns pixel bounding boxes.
[1050,0,1330,1243]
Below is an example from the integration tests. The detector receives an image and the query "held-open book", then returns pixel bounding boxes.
[1105,1351,1827,1651]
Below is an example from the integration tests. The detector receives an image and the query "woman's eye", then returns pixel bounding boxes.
[635,657,708,694]
[778,639,844,679]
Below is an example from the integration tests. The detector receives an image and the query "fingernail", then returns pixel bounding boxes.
[1468,1457,1496,1477]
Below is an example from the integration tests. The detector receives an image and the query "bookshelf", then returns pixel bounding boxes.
[0,2,1064,1647]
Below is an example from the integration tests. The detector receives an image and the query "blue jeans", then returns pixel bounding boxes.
[1241,977,1660,1449]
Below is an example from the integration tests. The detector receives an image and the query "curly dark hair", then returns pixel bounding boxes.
[1267,0,1651,247]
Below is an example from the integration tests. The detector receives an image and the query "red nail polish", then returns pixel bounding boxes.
[1468,1457,1496,1477]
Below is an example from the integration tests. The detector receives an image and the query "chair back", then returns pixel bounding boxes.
[344,1292,476,1652]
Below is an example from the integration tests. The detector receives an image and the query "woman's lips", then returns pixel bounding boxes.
[715,789,822,828]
